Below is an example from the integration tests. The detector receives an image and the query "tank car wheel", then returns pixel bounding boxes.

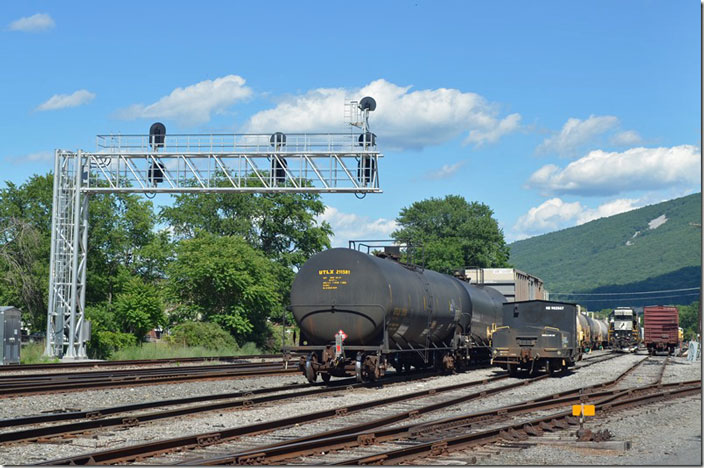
[321,373,331,383]
[507,363,518,377]
[304,353,318,383]
[355,354,364,383]
[544,359,552,375]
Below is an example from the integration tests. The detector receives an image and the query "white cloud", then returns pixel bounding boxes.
[36,90,95,111]
[318,206,398,247]
[537,115,619,156]
[513,198,584,234]
[465,113,521,145]
[8,13,55,32]
[117,75,252,126]
[245,79,520,150]
[513,197,644,237]
[610,130,642,146]
[526,145,701,196]
[426,161,466,180]
[575,198,640,225]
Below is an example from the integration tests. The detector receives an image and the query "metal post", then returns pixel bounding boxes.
[65,151,83,358]
[45,150,61,357]
[77,192,89,357]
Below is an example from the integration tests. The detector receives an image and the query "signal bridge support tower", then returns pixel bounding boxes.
[46,130,382,358]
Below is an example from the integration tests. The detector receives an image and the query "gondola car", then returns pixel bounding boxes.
[491,300,581,376]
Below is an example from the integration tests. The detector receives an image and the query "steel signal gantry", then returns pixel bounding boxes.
[46,131,382,358]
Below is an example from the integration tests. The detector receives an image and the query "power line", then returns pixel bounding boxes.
[565,292,701,303]
[550,287,700,297]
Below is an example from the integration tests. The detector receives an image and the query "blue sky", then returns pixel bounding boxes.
[1,1,700,246]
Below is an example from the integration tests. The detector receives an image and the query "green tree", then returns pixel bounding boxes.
[166,233,285,345]
[160,176,332,269]
[679,300,700,338]
[86,191,163,306]
[0,175,54,331]
[0,173,166,333]
[392,195,510,273]
[113,278,165,340]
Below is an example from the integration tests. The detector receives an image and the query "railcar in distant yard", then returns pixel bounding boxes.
[587,315,609,350]
[643,305,679,355]
[574,309,609,352]
[608,307,640,351]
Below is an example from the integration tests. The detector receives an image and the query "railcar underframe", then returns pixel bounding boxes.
[284,324,491,383]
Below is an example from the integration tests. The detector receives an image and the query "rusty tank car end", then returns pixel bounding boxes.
[286,248,506,383]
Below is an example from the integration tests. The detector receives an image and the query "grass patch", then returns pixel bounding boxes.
[108,341,262,361]
[20,341,60,364]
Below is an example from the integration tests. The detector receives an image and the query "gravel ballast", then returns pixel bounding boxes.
[0,352,699,465]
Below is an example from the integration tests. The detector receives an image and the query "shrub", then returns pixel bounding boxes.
[88,330,137,359]
[166,321,238,351]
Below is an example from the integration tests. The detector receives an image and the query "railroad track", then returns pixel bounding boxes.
[329,357,684,465]
[335,380,699,465]
[0,368,504,446]
[29,351,640,465]
[0,354,287,373]
[0,361,299,398]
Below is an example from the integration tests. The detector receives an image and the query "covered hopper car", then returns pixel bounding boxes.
[286,248,506,382]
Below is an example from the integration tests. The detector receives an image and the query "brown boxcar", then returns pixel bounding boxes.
[643,305,679,355]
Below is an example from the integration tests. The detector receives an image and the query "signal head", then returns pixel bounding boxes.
[358,96,376,112]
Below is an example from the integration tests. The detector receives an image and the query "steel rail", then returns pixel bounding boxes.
[0,354,286,373]
[0,367,481,443]
[0,381,313,430]
[195,378,698,466]
[36,353,631,465]
[36,373,515,465]
[336,380,701,465]
[0,362,290,387]
[176,356,648,465]
[0,365,300,398]
[655,356,668,384]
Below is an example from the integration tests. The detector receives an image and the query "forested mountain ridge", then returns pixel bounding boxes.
[509,193,701,308]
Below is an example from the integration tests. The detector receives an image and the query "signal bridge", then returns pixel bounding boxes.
[47,99,381,358]
[85,131,381,193]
